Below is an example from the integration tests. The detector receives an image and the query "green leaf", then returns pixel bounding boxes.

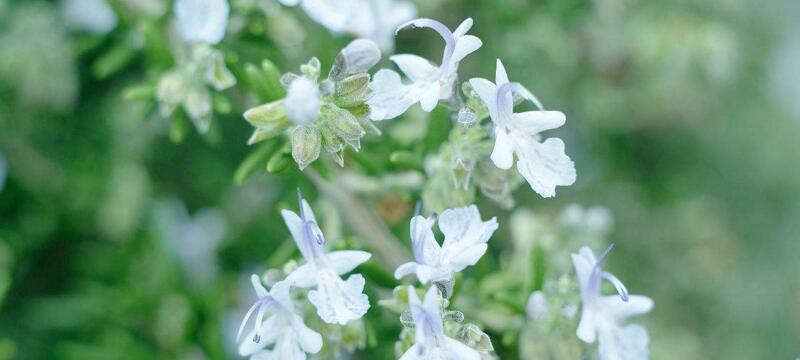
[92,42,137,79]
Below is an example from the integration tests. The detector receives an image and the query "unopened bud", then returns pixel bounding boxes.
[291,125,321,170]
[329,39,381,81]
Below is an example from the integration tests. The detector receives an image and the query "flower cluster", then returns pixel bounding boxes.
[390,205,498,359]
[237,190,371,358]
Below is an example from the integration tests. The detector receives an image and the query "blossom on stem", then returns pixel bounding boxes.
[572,245,653,360]
[237,276,323,359]
[175,0,229,45]
[281,189,372,325]
[368,18,482,120]
[399,286,480,360]
[394,205,498,284]
[469,59,576,198]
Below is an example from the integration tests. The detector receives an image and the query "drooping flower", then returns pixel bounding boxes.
[278,0,415,52]
[394,205,498,285]
[469,59,576,198]
[399,286,480,360]
[60,0,118,35]
[237,276,323,359]
[368,18,482,120]
[572,245,653,360]
[281,189,372,325]
[174,0,230,45]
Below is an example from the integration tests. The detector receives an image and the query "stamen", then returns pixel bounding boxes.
[496,83,546,121]
[396,18,456,77]
[602,271,630,302]
[252,333,261,343]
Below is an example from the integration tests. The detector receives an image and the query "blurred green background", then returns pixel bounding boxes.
[0,0,798,359]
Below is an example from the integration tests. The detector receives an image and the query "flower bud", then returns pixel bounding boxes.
[329,39,381,81]
[320,105,365,147]
[290,125,321,170]
[156,71,188,117]
[334,73,371,108]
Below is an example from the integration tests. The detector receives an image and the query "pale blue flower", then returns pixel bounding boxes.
[174,0,230,45]
[394,205,498,284]
[572,245,653,360]
[282,189,372,325]
[237,277,323,359]
[469,59,576,198]
[399,286,480,360]
[368,18,482,120]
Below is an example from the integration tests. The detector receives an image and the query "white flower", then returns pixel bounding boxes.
[285,77,321,125]
[237,277,323,359]
[279,0,415,52]
[399,286,480,360]
[572,245,653,360]
[174,0,229,45]
[394,205,498,284]
[281,189,371,325]
[368,18,482,120]
[60,0,118,35]
[469,59,576,198]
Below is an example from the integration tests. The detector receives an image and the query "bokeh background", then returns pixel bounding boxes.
[0,0,798,359]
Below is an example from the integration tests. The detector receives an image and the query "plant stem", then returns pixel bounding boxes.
[305,169,410,271]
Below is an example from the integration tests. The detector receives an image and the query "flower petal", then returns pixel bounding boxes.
[467,78,498,120]
[495,59,509,87]
[512,111,566,135]
[327,250,371,275]
[285,263,317,288]
[391,54,438,82]
[307,271,369,324]
[447,243,488,272]
[490,127,515,170]
[576,307,597,343]
[281,209,314,262]
[451,35,482,64]
[514,137,576,198]
[394,262,418,280]
[367,69,415,120]
[399,344,422,360]
[597,324,649,360]
[452,17,473,37]
[418,82,441,112]
[292,314,323,354]
[598,295,654,320]
[443,336,481,360]
[410,215,441,265]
